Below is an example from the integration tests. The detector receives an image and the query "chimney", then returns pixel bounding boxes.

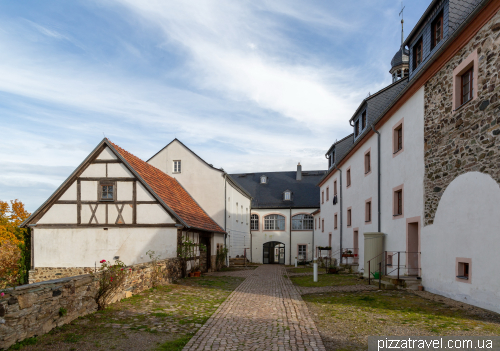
[296,162,302,181]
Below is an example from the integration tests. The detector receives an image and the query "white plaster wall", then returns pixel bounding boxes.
[212,233,225,256]
[225,182,251,258]
[422,172,500,314]
[137,204,175,224]
[117,181,133,201]
[96,147,117,160]
[250,208,315,265]
[319,87,425,271]
[81,181,98,201]
[137,183,156,201]
[147,140,226,228]
[108,163,134,178]
[34,227,178,267]
[378,87,424,259]
[81,203,106,224]
[38,205,77,224]
[80,164,106,178]
[59,182,77,201]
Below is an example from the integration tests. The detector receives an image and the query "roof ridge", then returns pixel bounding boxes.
[107,139,225,234]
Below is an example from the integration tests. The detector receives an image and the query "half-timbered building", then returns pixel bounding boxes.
[22,138,225,282]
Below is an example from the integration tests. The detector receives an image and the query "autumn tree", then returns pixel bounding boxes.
[0,200,31,288]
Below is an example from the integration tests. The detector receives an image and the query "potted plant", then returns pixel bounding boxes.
[193,265,201,277]
[342,250,354,258]
[327,262,339,274]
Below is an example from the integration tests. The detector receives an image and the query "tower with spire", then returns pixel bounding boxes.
[390,6,409,82]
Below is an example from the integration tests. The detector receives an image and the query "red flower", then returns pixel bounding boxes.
[121,268,124,271]
[129,269,132,271]
[100,259,106,263]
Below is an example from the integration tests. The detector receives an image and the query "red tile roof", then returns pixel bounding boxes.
[108,140,225,234]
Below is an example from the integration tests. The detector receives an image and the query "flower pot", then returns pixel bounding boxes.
[418,285,424,291]
[188,272,194,277]
[194,271,201,277]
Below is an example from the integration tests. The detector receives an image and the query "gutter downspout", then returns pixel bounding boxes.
[339,168,343,265]
[289,207,292,265]
[224,175,228,267]
[371,125,381,232]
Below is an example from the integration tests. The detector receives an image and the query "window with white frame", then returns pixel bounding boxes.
[298,245,307,261]
[264,214,285,230]
[251,214,259,230]
[173,160,181,173]
[292,214,314,230]
[260,176,267,184]
[284,190,291,201]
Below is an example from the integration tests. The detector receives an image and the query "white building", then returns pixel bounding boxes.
[22,139,226,282]
[147,139,252,259]
[317,0,500,313]
[230,164,325,265]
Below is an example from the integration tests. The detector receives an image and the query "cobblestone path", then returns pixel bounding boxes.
[184,265,326,351]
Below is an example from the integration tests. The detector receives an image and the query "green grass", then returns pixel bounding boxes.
[157,333,195,351]
[304,291,500,335]
[288,267,314,274]
[8,337,37,350]
[63,333,84,343]
[290,273,366,287]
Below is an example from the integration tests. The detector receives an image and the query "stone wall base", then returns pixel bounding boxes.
[29,267,95,284]
[1,257,182,349]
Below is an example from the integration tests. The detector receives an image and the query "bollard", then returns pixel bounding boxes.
[313,257,318,282]
[295,257,298,268]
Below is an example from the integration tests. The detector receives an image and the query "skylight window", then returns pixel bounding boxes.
[260,176,267,184]
[284,190,291,201]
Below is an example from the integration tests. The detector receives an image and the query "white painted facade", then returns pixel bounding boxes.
[422,172,500,314]
[250,208,315,265]
[318,87,425,274]
[147,139,251,257]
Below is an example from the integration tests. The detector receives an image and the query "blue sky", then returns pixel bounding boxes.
[0,0,430,212]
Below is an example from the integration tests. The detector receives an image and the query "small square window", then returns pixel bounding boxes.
[456,259,471,283]
[173,160,181,173]
[100,183,114,201]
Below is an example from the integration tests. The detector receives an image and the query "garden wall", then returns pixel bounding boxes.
[0,257,182,350]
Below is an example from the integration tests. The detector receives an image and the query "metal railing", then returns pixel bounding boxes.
[367,251,421,284]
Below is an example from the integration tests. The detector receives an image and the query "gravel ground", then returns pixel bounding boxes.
[303,289,500,351]
[13,275,244,351]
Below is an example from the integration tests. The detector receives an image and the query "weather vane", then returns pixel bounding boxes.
[399,1,405,21]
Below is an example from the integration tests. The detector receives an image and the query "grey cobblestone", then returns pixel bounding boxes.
[183,265,326,351]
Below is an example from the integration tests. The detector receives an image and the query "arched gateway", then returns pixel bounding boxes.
[263,241,285,264]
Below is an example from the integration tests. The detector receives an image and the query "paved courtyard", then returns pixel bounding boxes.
[184,265,326,351]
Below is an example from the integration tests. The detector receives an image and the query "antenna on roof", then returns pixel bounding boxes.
[399,1,405,48]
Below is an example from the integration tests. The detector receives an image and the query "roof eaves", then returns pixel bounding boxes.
[325,133,354,156]
[21,138,109,227]
[225,174,253,199]
[349,79,408,122]
[403,0,442,46]
[106,140,190,229]
[147,138,224,173]
[320,0,490,188]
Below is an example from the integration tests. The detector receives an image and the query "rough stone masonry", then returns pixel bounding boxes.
[424,10,500,225]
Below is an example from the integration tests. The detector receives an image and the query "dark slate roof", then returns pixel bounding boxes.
[404,0,486,46]
[365,79,409,127]
[349,78,408,125]
[391,48,410,68]
[229,170,326,209]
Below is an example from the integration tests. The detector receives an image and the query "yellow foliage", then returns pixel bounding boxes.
[0,200,30,288]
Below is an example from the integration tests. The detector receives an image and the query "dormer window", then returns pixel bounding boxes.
[413,37,423,70]
[328,150,335,169]
[361,111,366,130]
[284,190,291,201]
[260,176,267,184]
[431,11,444,49]
[354,119,360,137]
